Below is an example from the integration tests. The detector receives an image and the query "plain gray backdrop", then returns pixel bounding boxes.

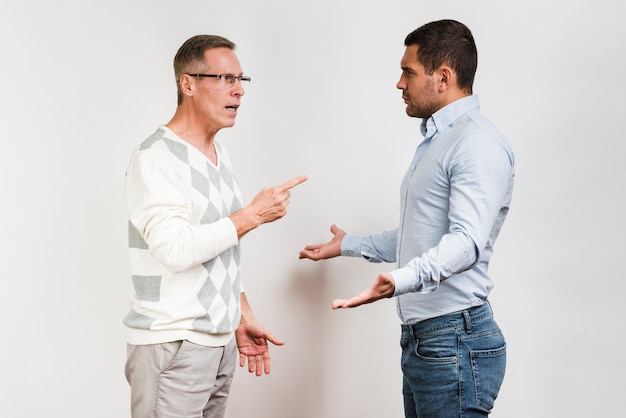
[1,1,623,417]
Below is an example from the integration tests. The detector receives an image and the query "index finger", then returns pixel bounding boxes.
[279,174,308,191]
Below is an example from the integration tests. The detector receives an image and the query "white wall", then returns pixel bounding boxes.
[1,1,623,417]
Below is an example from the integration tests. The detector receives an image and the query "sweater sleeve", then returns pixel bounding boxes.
[125,147,239,273]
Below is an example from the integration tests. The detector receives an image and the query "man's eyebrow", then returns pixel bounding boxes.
[401,66,414,73]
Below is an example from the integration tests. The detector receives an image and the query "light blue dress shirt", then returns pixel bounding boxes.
[341,95,515,323]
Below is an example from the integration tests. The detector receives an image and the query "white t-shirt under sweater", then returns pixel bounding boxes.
[124,125,243,347]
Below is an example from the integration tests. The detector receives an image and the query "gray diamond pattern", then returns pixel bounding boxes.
[188,143,242,333]
[128,221,148,249]
[132,132,243,335]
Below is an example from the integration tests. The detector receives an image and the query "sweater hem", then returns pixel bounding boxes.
[126,328,235,347]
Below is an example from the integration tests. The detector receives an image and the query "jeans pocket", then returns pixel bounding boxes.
[414,330,458,363]
[470,343,506,411]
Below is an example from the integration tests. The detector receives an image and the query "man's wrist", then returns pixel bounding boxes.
[230,206,261,237]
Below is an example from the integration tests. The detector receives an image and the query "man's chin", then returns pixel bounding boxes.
[405,107,419,118]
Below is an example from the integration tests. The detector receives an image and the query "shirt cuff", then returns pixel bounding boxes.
[340,234,364,257]
[390,267,417,296]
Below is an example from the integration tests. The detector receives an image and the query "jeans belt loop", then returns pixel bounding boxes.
[463,310,472,333]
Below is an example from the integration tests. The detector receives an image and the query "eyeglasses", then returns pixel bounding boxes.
[185,73,251,89]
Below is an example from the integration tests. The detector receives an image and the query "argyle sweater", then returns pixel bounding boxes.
[124,126,243,347]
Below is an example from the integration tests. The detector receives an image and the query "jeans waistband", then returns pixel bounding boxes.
[401,302,493,336]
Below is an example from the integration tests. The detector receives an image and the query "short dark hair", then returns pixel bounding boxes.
[404,20,477,93]
[173,35,236,104]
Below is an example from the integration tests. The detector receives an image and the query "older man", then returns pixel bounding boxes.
[124,34,306,418]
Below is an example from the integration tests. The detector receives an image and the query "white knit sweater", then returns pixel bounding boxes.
[124,126,243,347]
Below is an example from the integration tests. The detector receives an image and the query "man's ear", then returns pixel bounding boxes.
[438,66,454,92]
[178,74,194,97]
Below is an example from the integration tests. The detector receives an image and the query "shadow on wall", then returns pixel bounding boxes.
[262,261,333,418]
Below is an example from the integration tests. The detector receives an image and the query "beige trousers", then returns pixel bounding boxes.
[125,338,237,418]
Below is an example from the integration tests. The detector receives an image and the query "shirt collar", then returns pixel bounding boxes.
[420,95,480,141]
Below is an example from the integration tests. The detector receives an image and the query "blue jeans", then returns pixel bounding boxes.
[400,303,506,418]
